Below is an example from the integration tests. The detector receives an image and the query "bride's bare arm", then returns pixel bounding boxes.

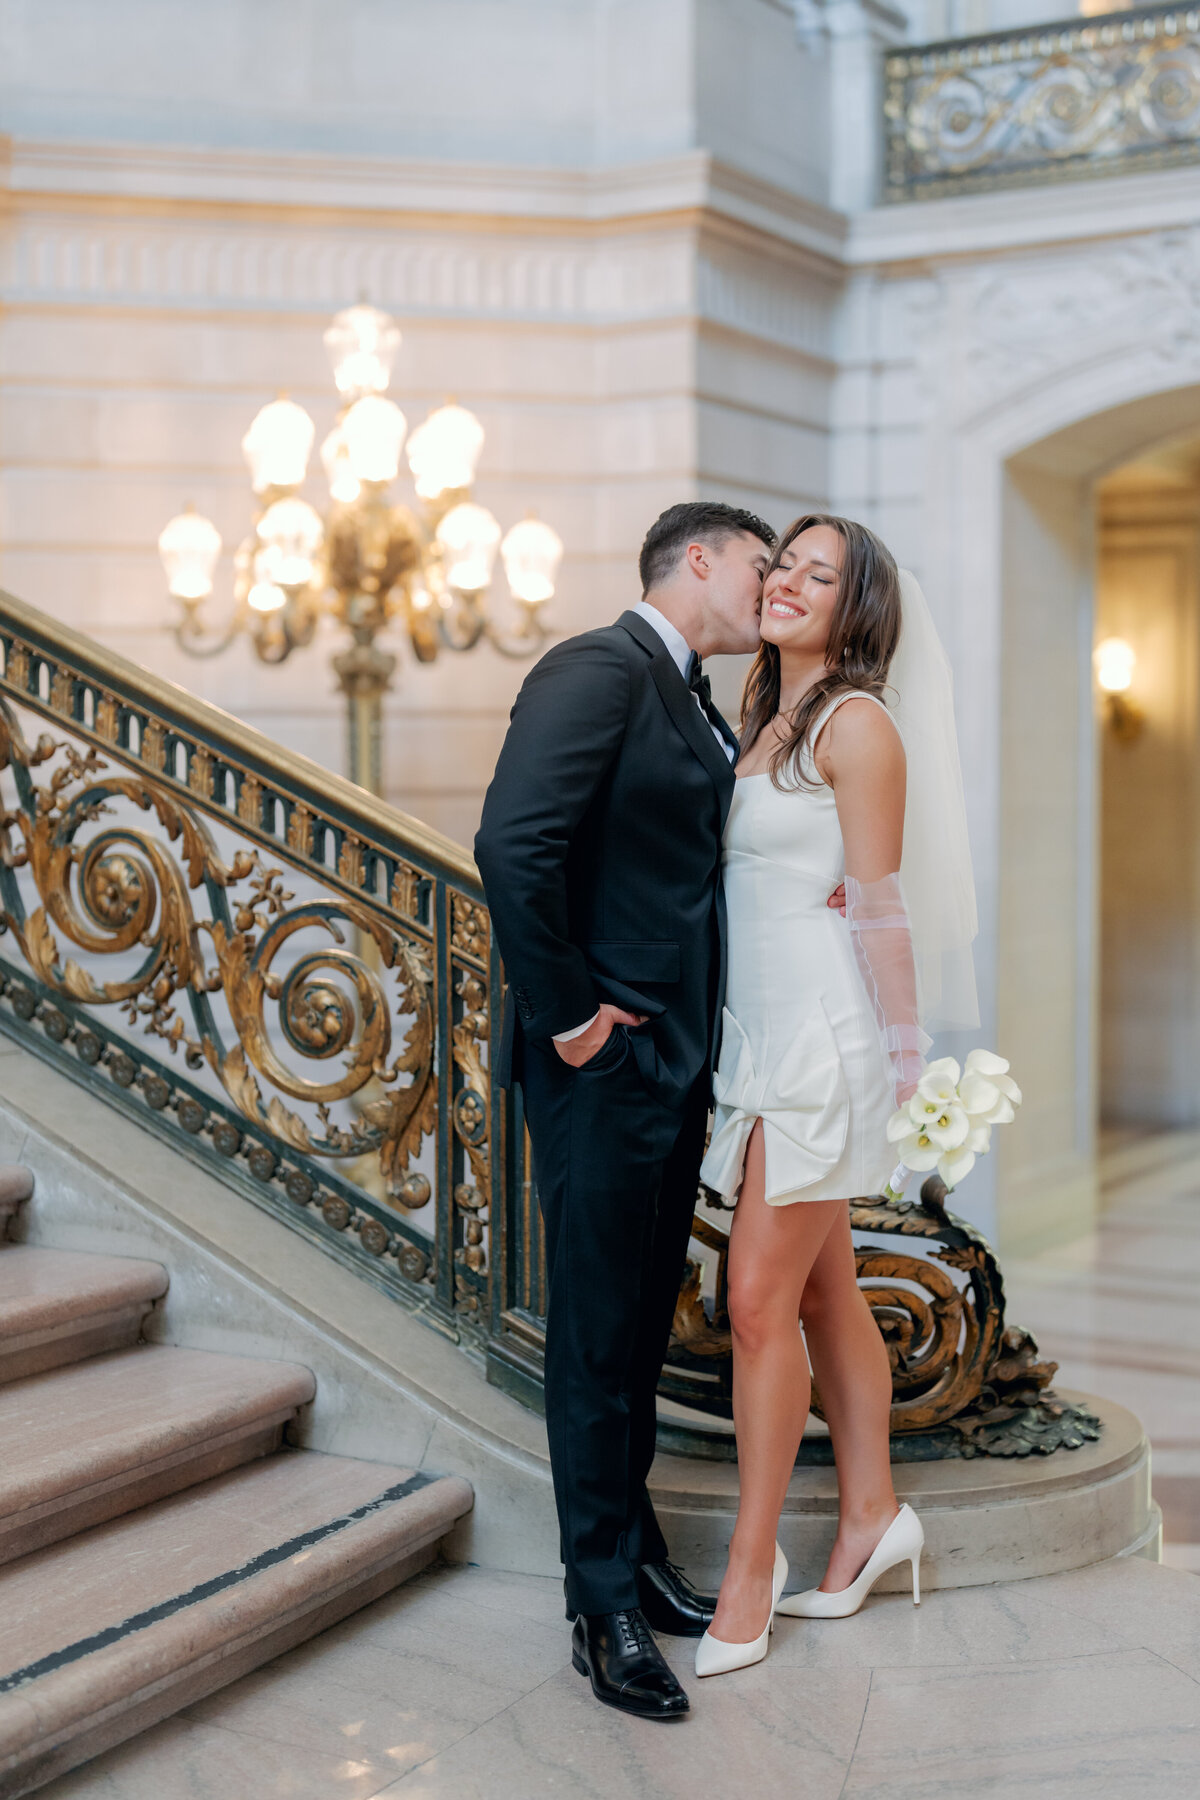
[815,697,905,880]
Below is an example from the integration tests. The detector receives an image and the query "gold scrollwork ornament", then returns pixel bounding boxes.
[0,699,439,1202]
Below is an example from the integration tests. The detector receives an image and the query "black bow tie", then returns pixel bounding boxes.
[685,651,712,710]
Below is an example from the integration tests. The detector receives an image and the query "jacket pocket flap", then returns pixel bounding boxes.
[586,940,681,984]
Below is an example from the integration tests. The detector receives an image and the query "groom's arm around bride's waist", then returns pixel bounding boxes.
[474,631,632,1047]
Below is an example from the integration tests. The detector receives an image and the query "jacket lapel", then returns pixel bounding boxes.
[617,610,737,825]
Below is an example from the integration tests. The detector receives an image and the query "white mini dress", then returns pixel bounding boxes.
[699,692,897,1207]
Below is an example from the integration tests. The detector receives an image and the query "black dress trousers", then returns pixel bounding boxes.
[519,1028,709,1619]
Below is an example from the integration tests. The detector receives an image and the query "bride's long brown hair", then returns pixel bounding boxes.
[741,513,902,789]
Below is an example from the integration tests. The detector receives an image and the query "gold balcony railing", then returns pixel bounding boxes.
[0,591,1098,1459]
[884,5,1200,201]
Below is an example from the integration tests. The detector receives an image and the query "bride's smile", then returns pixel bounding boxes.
[757,522,844,658]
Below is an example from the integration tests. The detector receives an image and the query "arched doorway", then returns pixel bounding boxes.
[997,385,1200,1252]
[1094,442,1200,1133]
[998,398,1200,1573]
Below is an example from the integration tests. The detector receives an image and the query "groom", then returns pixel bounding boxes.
[474,501,775,1719]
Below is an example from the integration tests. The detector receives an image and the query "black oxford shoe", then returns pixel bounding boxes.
[637,1560,718,1637]
[571,1609,690,1720]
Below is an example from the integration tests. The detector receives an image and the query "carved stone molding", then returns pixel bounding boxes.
[961,224,1200,409]
[0,211,841,357]
[840,220,1200,437]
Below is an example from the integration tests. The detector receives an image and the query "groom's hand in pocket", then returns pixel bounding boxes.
[553,1003,647,1068]
[827,881,847,917]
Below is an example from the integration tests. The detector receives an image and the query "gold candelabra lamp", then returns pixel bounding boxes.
[158,303,563,795]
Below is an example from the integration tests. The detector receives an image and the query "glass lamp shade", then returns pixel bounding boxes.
[406,403,485,500]
[255,496,325,589]
[342,395,407,485]
[247,579,287,613]
[501,517,563,605]
[323,304,401,399]
[241,398,315,494]
[158,508,222,601]
[320,424,361,504]
[1095,637,1136,694]
[436,502,502,593]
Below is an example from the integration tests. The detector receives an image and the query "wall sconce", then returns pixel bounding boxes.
[1094,637,1144,744]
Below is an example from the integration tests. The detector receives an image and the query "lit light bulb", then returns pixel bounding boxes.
[1095,637,1136,694]
[436,502,502,593]
[255,497,325,588]
[342,395,408,485]
[323,304,401,400]
[241,398,315,493]
[247,580,287,613]
[320,424,361,504]
[501,516,563,605]
[406,403,485,500]
[410,577,434,612]
[158,507,222,601]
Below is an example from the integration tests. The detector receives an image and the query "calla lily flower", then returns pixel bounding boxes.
[906,1069,970,1149]
[957,1071,1001,1118]
[937,1143,977,1189]
[964,1047,1022,1106]
[890,1126,943,1172]
[914,1058,961,1100]
[885,1046,1021,1193]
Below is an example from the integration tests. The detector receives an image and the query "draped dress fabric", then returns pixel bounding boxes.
[700,692,898,1207]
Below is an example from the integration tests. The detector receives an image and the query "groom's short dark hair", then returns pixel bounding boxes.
[639,501,776,594]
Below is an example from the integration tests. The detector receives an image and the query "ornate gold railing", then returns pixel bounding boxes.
[884,5,1200,200]
[0,591,1094,1458]
[0,589,554,1377]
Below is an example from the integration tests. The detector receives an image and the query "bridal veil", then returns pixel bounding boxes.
[887,569,980,1034]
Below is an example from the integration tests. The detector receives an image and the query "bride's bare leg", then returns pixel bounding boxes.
[799,1204,899,1591]
[710,1119,842,1644]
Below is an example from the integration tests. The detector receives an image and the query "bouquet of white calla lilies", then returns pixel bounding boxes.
[884,1049,1021,1198]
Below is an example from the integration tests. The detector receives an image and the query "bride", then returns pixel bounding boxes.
[694,512,978,1677]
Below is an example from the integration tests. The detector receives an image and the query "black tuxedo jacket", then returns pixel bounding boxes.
[474,609,738,1104]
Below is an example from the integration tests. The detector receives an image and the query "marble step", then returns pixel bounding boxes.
[0,1247,168,1384]
[0,1170,32,1241]
[0,1345,315,1567]
[0,1448,474,1799]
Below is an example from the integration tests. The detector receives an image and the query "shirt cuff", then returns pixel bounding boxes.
[552,1011,600,1043]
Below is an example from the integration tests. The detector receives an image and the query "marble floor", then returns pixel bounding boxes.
[1005,1128,1200,1574]
[34,1555,1200,1799]
[36,1130,1200,1799]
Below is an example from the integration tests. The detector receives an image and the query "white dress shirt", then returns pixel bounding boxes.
[631,601,737,762]
[554,602,735,1042]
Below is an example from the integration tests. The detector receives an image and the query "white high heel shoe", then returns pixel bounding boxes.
[695,1542,788,1677]
[775,1504,924,1619]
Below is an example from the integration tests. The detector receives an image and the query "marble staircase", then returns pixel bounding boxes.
[0,1246,167,1384]
[0,1168,473,1799]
